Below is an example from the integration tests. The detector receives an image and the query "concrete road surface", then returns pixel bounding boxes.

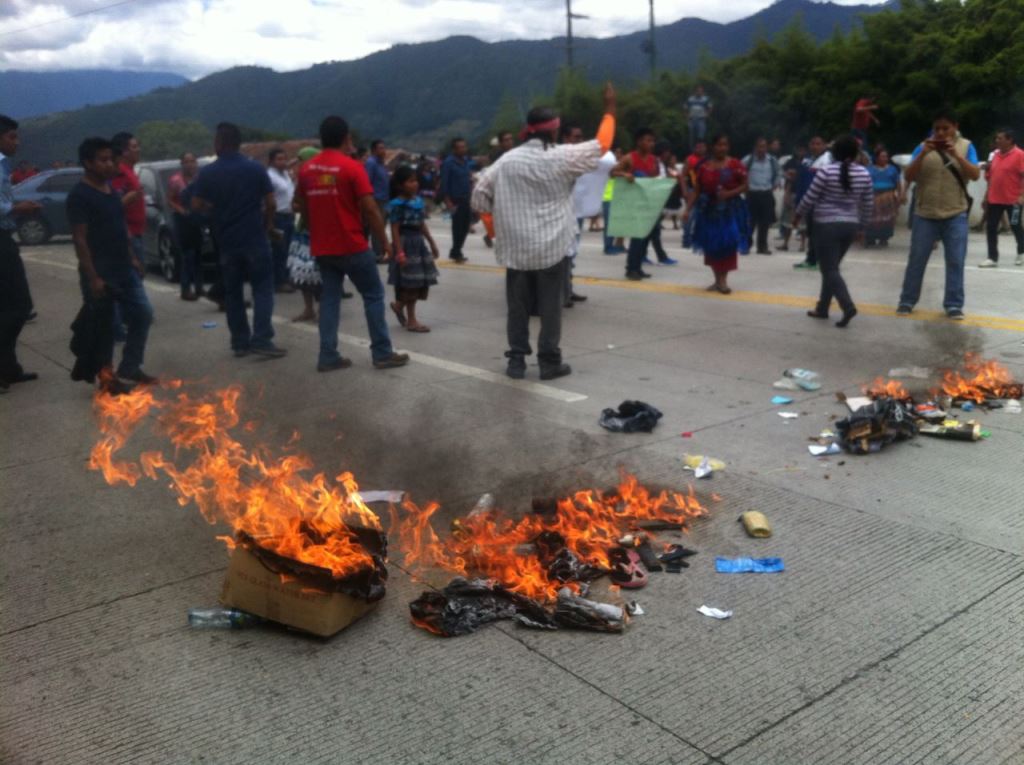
[2,224,1022,765]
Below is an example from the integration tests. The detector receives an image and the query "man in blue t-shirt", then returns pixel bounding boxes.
[439,137,476,262]
[364,139,390,261]
[192,122,286,358]
[67,136,155,394]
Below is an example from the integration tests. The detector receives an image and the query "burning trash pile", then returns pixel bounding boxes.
[90,382,716,638]
[90,381,389,635]
[392,477,711,637]
[823,354,1019,455]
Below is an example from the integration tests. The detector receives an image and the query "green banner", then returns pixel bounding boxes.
[606,178,677,239]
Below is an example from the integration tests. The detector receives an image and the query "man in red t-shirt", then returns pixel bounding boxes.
[980,128,1024,267]
[851,97,880,144]
[110,132,146,263]
[294,115,408,373]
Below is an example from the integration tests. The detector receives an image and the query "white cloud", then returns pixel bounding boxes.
[0,0,887,78]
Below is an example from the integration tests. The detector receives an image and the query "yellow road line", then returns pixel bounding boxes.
[437,261,1024,333]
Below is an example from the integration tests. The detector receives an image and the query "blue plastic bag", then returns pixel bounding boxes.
[715,557,785,573]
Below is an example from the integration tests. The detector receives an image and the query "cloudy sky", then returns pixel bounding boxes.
[0,0,886,78]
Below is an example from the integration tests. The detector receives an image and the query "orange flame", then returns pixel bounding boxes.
[938,353,1023,403]
[90,381,381,579]
[864,377,910,401]
[390,473,708,602]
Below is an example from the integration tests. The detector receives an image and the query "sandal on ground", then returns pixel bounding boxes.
[406,324,431,333]
[608,548,648,589]
[715,284,732,295]
[291,312,316,323]
[390,301,407,327]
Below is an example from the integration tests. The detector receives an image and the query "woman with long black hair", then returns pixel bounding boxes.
[794,135,873,327]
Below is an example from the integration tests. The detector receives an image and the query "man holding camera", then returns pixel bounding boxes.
[897,110,979,320]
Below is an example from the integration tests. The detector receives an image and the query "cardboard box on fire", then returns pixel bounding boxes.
[220,544,376,637]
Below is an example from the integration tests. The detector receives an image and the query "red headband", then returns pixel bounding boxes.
[520,117,561,141]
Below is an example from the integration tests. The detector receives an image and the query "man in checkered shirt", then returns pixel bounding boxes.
[473,83,617,381]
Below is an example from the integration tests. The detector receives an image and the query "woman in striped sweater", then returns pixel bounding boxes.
[794,135,873,327]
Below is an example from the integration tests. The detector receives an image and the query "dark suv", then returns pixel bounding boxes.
[136,159,217,283]
[12,168,84,245]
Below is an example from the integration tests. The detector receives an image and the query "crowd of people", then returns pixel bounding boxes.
[1,87,1022,394]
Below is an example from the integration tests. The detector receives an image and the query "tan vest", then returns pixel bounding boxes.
[915,135,972,219]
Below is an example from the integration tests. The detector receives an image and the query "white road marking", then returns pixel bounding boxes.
[23,253,589,404]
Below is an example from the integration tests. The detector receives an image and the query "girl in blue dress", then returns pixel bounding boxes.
[388,166,440,332]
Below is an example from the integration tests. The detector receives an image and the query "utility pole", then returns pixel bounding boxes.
[565,0,588,70]
[648,0,656,80]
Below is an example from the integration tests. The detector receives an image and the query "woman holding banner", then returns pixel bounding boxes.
[685,134,749,294]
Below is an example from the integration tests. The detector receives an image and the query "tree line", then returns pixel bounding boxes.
[493,0,1024,156]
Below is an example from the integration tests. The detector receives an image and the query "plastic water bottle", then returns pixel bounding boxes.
[187,608,262,629]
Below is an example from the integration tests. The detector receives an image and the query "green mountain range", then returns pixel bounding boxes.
[17,0,886,162]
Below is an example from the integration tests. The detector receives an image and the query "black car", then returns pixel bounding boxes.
[11,168,84,245]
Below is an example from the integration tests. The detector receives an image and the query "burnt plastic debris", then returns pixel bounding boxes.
[835,397,917,455]
[599,401,663,433]
[409,578,556,637]
[535,531,606,584]
[409,578,629,637]
[553,588,626,633]
[660,544,698,572]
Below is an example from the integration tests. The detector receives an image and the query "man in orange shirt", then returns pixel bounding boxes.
[980,128,1024,268]
[294,116,408,373]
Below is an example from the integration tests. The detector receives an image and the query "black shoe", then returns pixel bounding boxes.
[640,271,652,279]
[506,361,526,380]
[26,311,37,323]
[8,371,39,384]
[563,300,574,309]
[119,369,157,385]
[251,344,287,358]
[806,310,829,320]
[342,291,355,299]
[896,305,912,316]
[625,271,643,281]
[946,309,964,321]
[484,235,493,248]
[101,378,136,397]
[835,307,857,328]
[180,290,199,301]
[570,293,587,302]
[539,363,572,381]
[373,352,410,369]
[317,357,353,373]
[233,348,250,358]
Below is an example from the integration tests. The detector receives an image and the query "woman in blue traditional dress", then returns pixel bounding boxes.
[388,166,440,332]
[684,134,750,294]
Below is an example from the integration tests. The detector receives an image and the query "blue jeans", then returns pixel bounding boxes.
[602,201,616,252]
[898,213,968,311]
[317,250,393,365]
[271,213,294,286]
[221,243,275,351]
[80,269,153,376]
[689,118,707,142]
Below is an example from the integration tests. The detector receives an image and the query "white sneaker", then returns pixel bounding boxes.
[978,259,998,268]
[1016,255,1024,266]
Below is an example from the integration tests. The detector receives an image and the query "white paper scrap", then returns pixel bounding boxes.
[844,395,874,412]
[697,605,733,620]
[695,457,713,479]
[808,443,841,456]
[355,490,405,504]
[778,412,800,419]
